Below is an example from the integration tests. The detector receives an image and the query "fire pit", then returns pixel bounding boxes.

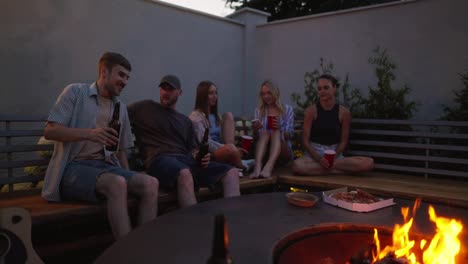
[273,223,466,264]
[273,224,394,264]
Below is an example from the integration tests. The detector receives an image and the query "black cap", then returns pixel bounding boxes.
[159,74,181,90]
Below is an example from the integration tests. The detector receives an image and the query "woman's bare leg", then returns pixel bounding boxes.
[250,131,270,178]
[260,130,281,178]
[221,112,235,144]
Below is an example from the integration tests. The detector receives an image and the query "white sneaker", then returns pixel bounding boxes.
[241,159,255,173]
[238,169,244,177]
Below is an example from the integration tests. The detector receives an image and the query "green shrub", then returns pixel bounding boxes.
[290,58,350,117]
[441,70,468,121]
[349,46,418,119]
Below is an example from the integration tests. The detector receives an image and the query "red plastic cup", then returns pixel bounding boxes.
[267,115,278,130]
[241,135,253,152]
[323,150,336,168]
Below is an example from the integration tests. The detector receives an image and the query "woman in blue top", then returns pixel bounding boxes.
[291,74,374,175]
[250,80,294,178]
[189,81,245,169]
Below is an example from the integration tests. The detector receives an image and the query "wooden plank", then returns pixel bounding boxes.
[0,175,44,185]
[351,129,468,139]
[0,130,45,137]
[0,115,47,122]
[277,170,468,207]
[0,159,50,169]
[347,150,468,165]
[352,118,468,127]
[373,164,468,178]
[349,140,468,152]
[0,144,53,153]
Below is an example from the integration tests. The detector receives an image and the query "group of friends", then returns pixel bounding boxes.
[41,52,374,240]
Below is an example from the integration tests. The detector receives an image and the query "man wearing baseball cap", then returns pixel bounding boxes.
[128,74,240,207]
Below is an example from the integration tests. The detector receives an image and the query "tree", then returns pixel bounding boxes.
[225,0,398,21]
[290,58,350,117]
[349,46,418,119]
[441,71,468,121]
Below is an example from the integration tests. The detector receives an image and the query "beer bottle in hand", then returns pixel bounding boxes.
[107,102,120,152]
[207,214,233,264]
[196,128,209,164]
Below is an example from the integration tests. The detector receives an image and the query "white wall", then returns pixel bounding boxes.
[0,0,244,117]
[255,0,468,120]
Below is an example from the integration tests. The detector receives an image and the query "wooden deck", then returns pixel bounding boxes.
[277,168,468,208]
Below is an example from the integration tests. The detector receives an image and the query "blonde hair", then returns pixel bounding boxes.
[258,80,285,118]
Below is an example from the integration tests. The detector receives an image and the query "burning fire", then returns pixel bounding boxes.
[372,199,464,263]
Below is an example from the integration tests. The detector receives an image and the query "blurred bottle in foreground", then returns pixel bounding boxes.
[207,214,232,264]
[107,102,121,152]
[196,128,209,165]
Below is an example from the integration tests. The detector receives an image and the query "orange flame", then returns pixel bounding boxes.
[373,203,464,264]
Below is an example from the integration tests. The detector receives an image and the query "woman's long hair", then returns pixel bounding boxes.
[194,80,220,126]
[258,80,285,118]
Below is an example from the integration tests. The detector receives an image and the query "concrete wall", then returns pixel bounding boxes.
[0,0,244,117]
[255,0,468,120]
[1,0,467,120]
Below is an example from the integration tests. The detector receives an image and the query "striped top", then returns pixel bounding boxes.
[254,104,294,147]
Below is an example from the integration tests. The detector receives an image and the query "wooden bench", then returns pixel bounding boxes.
[0,115,277,262]
[278,118,468,208]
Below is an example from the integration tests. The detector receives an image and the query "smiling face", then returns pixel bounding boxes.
[260,85,276,106]
[317,78,337,102]
[101,64,130,98]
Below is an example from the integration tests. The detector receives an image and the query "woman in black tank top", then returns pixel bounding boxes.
[291,74,374,175]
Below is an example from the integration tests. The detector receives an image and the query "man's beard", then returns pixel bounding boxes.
[161,96,178,108]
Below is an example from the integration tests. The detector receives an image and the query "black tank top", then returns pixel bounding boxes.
[309,103,341,145]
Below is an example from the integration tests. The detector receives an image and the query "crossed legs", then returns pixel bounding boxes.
[292,156,374,176]
[96,172,159,239]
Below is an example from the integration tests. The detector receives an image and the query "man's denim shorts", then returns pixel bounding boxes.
[147,153,232,191]
[60,160,136,202]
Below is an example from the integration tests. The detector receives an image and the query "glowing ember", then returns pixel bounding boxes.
[372,201,464,264]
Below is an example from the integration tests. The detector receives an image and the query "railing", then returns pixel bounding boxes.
[348,119,468,179]
[2,116,467,193]
[0,116,51,192]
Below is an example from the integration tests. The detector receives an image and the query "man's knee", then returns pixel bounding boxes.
[99,174,128,199]
[177,169,194,190]
[223,168,239,183]
[134,173,159,195]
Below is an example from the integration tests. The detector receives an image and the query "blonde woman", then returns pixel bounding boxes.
[189,81,246,169]
[250,80,294,178]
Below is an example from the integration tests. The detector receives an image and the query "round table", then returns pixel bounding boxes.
[96,192,468,264]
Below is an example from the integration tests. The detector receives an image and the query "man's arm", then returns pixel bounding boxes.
[44,122,119,146]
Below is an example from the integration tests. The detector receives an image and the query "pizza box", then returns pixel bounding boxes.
[322,187,395,212]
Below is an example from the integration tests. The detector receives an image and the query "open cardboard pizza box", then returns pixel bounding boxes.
[322,187,395,212]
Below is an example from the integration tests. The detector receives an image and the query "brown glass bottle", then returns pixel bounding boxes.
[107,102,120,152]
[207,214,232,264]
[196,128,209,164]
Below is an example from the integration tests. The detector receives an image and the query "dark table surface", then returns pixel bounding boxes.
[96,192,468,264]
